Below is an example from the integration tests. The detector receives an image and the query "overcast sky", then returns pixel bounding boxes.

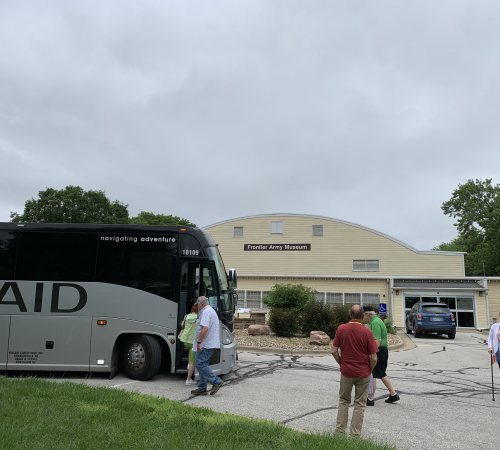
[1,1,499,250]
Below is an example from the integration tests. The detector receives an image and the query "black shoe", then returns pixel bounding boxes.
[210,381,224,396]
[366,398,375,406]
[191,388,207,396]
[385,394,400,403]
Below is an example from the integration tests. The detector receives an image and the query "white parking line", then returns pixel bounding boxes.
[111,381,140,388]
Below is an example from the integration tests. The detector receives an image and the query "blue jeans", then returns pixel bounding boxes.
[195,348,222,390]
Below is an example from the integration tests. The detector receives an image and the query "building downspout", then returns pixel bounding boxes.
[389,278,394,323]
[484,278,490,328]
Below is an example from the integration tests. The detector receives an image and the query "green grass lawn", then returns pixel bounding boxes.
[0,376,395,450]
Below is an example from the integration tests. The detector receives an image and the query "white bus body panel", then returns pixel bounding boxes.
[8,315,92,370]
[1,281,178,373]
[0,315,10,370]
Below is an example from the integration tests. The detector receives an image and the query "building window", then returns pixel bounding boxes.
[326,292,343,304]
[312,225,323,236]
[344,293,361,304]
[233,226,244,238]
[362,293,380,305]
[270,221,284,234]
[352,259,380,272]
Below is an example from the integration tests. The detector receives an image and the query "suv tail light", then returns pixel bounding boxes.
[417,313,422,319]
[451,313,455,321]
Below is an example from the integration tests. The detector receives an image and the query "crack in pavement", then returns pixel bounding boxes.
[181,352,500,420]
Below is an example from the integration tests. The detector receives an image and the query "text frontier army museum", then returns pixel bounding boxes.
[205,214,500,331]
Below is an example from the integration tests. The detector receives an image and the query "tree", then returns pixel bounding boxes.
[436,179,500,276]
[130,211,196,227]
[262,283,317,313]
[10,186,129,224]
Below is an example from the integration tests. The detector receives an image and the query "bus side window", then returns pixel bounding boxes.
[96,235,177,301]
[0,231,18,280]
[16,232,97,282]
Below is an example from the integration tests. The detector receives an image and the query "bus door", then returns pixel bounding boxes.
[200,262,222,373]
[176,261,200,371]
[176,262,222,374]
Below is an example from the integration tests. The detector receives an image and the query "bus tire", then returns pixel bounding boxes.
[122,334,162,381]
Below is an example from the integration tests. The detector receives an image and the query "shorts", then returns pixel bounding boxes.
[184,343,196,365]
[372,346,388,379]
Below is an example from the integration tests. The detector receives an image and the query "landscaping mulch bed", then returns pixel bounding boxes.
[235,329,403,351]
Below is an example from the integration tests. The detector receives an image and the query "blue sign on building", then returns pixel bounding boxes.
[379,303,387,315]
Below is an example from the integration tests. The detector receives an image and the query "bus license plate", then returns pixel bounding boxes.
[431,317,443,321]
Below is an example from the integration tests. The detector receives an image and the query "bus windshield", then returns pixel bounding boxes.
[206,247,228,291]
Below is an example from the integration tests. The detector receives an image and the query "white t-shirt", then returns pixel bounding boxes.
[193,306,220,351]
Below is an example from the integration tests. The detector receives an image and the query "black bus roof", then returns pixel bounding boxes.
[0,222,215,246]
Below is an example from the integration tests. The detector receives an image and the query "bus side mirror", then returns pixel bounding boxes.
[228,269,237,289]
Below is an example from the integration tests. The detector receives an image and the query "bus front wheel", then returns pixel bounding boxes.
[122,334,162,380]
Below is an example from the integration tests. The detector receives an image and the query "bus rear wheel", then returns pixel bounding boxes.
[122,334,162,380]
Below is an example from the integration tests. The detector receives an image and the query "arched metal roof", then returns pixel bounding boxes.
[203,213,465,256]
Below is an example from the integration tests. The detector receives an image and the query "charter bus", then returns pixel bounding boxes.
[0,223,238,380]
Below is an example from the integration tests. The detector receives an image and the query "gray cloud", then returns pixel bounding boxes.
[1,0,499,250]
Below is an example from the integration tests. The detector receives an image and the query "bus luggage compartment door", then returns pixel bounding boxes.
[0,315,10,370]
[7,315,92,371]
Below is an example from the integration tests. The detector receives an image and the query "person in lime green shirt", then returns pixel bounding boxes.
[364,306,400,405]
[180,304,198,385]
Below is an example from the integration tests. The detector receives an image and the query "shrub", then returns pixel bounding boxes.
[301,300,329,335]
[301,301,351,339]
[330,304,351,338]
[268,308,299,337]
[263,283,317,313]
[384,317,397,335]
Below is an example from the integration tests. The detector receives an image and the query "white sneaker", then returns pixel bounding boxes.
[186,380,197,386]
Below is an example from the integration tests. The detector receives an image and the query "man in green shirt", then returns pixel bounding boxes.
[364,306,400,406]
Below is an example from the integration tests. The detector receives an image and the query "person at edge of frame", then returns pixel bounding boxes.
[190,296,224,396]
[488,311,500,370]
[331,305,378,437]
[363,306,400,406]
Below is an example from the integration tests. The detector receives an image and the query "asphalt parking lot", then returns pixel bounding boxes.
[9,331,500,450]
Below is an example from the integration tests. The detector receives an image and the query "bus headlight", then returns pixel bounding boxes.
[222,326,234,345]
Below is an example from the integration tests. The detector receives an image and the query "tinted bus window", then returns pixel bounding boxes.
[96,234,177,301]
[16,232,98,282]
[0,231,19,280]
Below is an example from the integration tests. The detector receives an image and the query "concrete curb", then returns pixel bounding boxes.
[392,329,417,352]
[238,331,409,356]
[238,346,332,356]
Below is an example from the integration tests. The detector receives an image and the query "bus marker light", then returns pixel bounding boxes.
[170,339,175,344]
[97,360,105,365]
[97,320,107,325]
[180,228,186,231]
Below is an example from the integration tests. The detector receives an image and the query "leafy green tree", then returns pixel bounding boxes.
[130,211,195,227]
[263,283,317,313]
[10,186,129,224]
[436,179,500,276]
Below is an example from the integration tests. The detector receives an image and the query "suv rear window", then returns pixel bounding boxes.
[421,306,450,314]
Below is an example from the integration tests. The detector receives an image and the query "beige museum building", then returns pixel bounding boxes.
[205,213,500,330]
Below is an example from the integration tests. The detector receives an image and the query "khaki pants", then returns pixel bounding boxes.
[335,374,370,437]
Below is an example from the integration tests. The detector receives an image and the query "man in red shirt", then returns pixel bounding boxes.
[331,305,378,437]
